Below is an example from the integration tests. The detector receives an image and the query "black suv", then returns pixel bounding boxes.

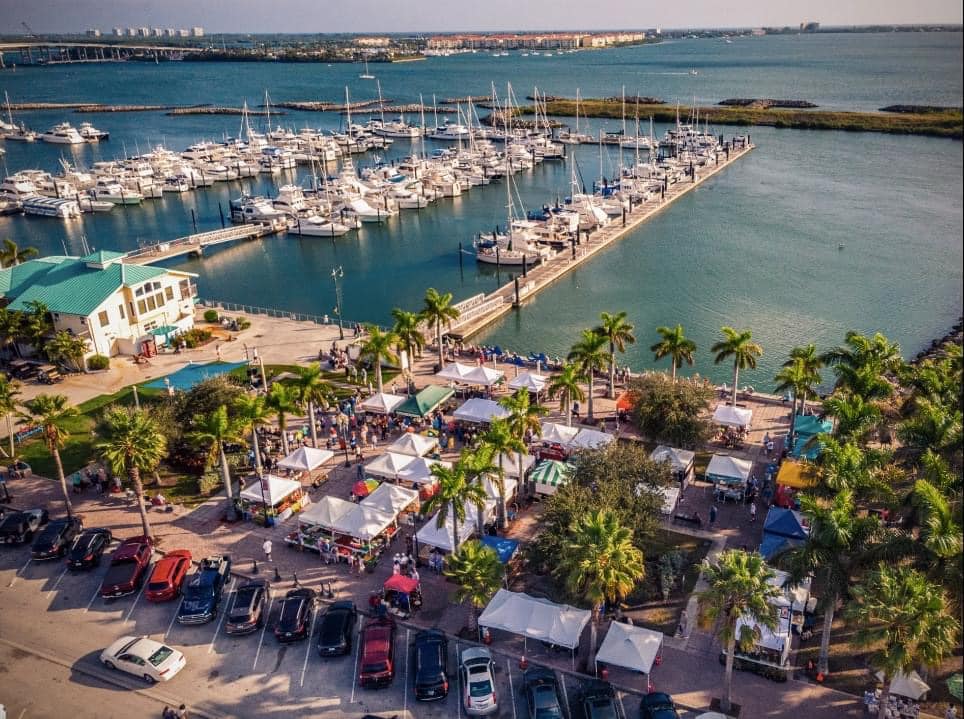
[640,692,680,719]
[66,528,113,569]
[176,555,232,624]
[580,681,622,719]
[0,508,49,545]
[413,629,449,701]
[275,588,317,643]
[31,517,83,560]
[524,667,565,719]
[225,579,271,635]
[317,601,357,657]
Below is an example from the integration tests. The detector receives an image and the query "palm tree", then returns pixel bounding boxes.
[595,311,635,398]
[554,509,645,662]
[567,329,610,421]
[547,363,586,427]
[189,405,245,520]
[909,477,963,609]
[823,392,882,444]
[479,417,526,527]
[499,388,546,493]
[777,490,881,675]
[711,327,763,407]
[96,407,167,539]
[422,459,488,553]
[265,382,300,455]
[19,300,52,352]
[295,363,331,448]
[821,331,901,400]
[460,445,499,534]
[444,540,503,634]
[44,330,90,372]
[421,288,460,371]
[0,307,23,358]
[784,343,823,412]
[18,394,79,518]
[391,308,426,376]
[697,550,780,714]
[0,373,22,459]
[0,238,39,268]
[897,398,962,457]
[774,358,816,444]
[845,565,959,713]
[359,325,399,394]
[651,324,696,381]
[234,393,270,475]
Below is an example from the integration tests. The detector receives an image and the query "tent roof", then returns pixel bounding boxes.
[595,621,664,674]
[276,446,334,471]
[435,362,476,382]
[508,371,547,392]
[398,457,451,484]
[759,533,803,561]
[531,460,574,488]
[792,414,833,438]
[330,503,397,541]
[495,451,536,477]
[569,428,615,450]
[776,460,818,489]
[464,365,504,386]
[359,392,406,414]
[416,509,477,551]
[651,445,696,472]
[362,483,419,516]
[768,569,812,611]
[480,535,519,563]
[705,454,753,482]
[763,507,809,540]
[713,404,753,428]
[478,589,591,650]
[540,421,579,446]
[383,574,420,594]
[239,474,301,506]
[365,452,417,479]
[888,670,930,700]
[395,385,455,417]
[299,495,354,528]
[482,475,518,502]
[453,398,510,424]
[660,486,681,515]
[387,432,438,457]
[736,612,791,653]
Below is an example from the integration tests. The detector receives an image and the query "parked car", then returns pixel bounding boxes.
[412,629,449,701]
[579,681,622,719]
[31,516,83,559]
[145,550,193,602]
[639,692,680,719]
[358,616,397,688]
[100,635,186,684]
[66,528,113,569]
[524,667,566,719]
[460,646,499,716]
[99,536,154,598]
[274,588,317,643]
[0,508,49,545]
[225,579,271,635]
[176,555,232,624]
[316,600,356,656]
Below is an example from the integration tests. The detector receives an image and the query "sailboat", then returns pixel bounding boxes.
[2,92,37,142]
[359,57,375,80]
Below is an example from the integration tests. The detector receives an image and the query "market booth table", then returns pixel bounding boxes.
[705,453,753,502]
[239,474,305,524]
[288,496,354,554]
[594,620,664,678]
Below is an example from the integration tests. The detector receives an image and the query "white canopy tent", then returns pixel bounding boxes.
[651,446,696,475]
[435,362,476,382]
[705,454,753,483]
[540,421,579,446]
[359,392,406,414]
[569,428,615,450]
[464,365,504,386]
[595,621,664,674]
[482,475,518,502]
[387,433,438,457]
[508,371,547,393]
[713,404,753,428]
[453,398,510,424]
[299,495,354,528]
[478,589,591,651]
[886,671,930,700]
[416,511,477,552]
[330,504,397,541]
[240,474,302,507]
[397,457,451,485]
[363,483,419,516]
[660,486,681,515]
[365,452,416,480]
[494,451,536,478]
[276,446,335,472]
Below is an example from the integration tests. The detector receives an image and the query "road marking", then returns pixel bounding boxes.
[403,629,410,715]
[617,690,627,718]
[506,659,517,719]
[8,558,31,587]
[252,595,274,671]
[455,640,462,719]
[208,578,236,654]
[164,601,180,640]
[84,583,103,612]
[46,566,69,596]
[558,671,569,713]
[299,604,319,687]
[349,614,362,703]
[123,581,148,623]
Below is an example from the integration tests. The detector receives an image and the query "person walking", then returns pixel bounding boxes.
[262,538,273,562]
[749,501,757,522]
[709,504,718,528]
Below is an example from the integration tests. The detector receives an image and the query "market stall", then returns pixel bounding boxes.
[365,451,417,481]
[435,362,476,383]
[713,404,753,429]
[759,507,809,560]
[239,474,305,523]
[493,451,536,478]
[788,415,833,460]
[397,456,450,499]
[464,365,504,387]
[531,459,574,495]
[287,495,354,553]
[705,454,753,502]
[453,398,510,424]
[395,385,455,418]
[277,446,335,472]
[594,621,664,676]
[360,392,407,415]
[387,432,438,457]
[568,428,615,451]
[381,574,422,616]
[416,507,480,553]
[364,483,419,516]
[773,460,818,509]
[650,445,696,488]
[508,371,547,394]
[538,421,579,460]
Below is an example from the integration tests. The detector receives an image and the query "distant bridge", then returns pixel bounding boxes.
[0,41,206,67]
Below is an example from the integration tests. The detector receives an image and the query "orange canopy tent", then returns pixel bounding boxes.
[616,392,634,412]
[776,460,818,490]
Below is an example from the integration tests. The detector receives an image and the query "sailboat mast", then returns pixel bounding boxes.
[377,80,385,126]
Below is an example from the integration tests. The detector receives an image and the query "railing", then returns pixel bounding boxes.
[197,298,388,332]
[125,225,266,259]
[448,294,506,330]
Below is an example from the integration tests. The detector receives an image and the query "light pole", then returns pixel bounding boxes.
[331,266,345,341]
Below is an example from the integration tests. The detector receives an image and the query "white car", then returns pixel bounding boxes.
[100,636,186,683]
[460,646,498,716]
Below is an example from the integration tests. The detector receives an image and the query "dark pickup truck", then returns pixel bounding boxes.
[0,508,49,545]
[177,555,232,625]
[99,536,154,598]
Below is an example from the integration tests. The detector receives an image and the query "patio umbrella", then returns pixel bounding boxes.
[352,478,380,498]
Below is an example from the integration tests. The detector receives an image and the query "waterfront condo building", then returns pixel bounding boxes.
[0,252,198,359]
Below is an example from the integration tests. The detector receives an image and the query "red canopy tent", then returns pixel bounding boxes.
[616,392,634,412]
[384,574,420,594]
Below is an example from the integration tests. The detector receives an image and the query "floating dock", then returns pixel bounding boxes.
[122,222,283,265]
[448,141,755,339]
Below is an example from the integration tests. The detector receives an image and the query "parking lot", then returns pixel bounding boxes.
[0,539,647,719]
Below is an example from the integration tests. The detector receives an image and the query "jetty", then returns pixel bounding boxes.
[446,140,755,339]
[122,222,283,265]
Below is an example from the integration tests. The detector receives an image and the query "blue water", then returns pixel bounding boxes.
[1,32,961,387]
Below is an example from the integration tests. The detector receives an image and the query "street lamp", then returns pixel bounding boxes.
[331,266,345,341]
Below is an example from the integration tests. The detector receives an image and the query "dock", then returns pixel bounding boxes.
[122,222,283,265]
[447,141,755,339]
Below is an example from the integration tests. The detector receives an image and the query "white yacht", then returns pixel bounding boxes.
[288,215,352,237]
[93,179,143,204]
[78,122,109,142]
[0,174,41,200]
[428,121,472,141]
[370,117,423,139]
[78,196,115,212]
[230,195,286,223]
[162,176,191,193]
[40,122,86,145]
[22,196,82,218]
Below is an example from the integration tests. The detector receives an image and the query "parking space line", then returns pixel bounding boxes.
[299,604,319,687]
[46,566,69,596]
[8,558,31,587]
[208,578,236,654]
[252,595,274,671]
[558,672,569,715]
[617,691,627,718]
[455,640,462,719]
[164,602,180,640]
[123,581,148,623]
[349,614,362,704]
[507,659,517,719]
[403,629,410,715]
[84,583,103,612]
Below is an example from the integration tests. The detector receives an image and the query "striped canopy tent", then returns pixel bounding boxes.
[531,460,575,495]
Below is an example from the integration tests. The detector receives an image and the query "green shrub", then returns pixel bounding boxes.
[180,328,213,348]
[236,317,251,330]
[198,471,222,496]
[86,354,110,371]
[203,309,220,323]
[658,550,686,600]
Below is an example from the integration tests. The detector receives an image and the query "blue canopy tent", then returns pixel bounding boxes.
[788,415,833,460]
[480,535,519,564]
[759,507,809,560]
[143,361,248,392]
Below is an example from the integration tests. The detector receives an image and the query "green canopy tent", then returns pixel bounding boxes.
[394,385,455,418]
[948,674,963,702]
[531,459,574,496]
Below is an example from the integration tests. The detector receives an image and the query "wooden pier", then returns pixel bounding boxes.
[448,141,756,339]
[122,222,283,265]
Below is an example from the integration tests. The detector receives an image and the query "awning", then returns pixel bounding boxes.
[387,432,438,457]
[435,362,476,382]
[775,460,818,489]
[650,445,695,473]
[365,452,416,480]
[478,589,591,650]
[330,503,396,541]
[713,404,753,428]
[299,495,354,528]
[531,460,574,495]
[384,574,420,594]
[792,414,832,438]
[705,454,753,484]
[763,507,809,540]
[736,611,791,655]
[595,621,664,674]
[480,535,519,563]
[540,421,579,446]
[395,385,455,418]
[464,365,504,386]
[453,398,510,424]
[397,457,451,485]
[239,474,301,507]
[569,428,615,450]
[277,446,334,472]
[363,483,419,516]
[888,671,930,700]
[508,371,547,393]
[359,392,406,414]
[416,509,477,551]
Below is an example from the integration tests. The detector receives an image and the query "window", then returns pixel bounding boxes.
[129,302,135,316]
[98,311,109,327]
[118,304,125,320]
[165,287,174,301]
[137,299,147,315]
[146,295,157,311]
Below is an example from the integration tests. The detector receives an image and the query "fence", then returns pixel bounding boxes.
[197,298,388,332]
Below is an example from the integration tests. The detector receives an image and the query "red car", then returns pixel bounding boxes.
[359,616,397,689]
[145,550,193,602]
[99,536,154,599]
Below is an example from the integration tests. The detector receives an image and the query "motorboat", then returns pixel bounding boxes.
[230,195,286,223]
[21,196,82,218]
[78,122,109,142]
[273,184,308,215]
[347,197,397,223]
[0,197,23,215]
[162,176,191,193]
[288,215,352,237]
[370,117,423,139]
[93,179,143,204]
[2,124,37,142]
[78,196,115,212]
[0,173,41,199]
[428,121,471,141]
[40,122,85,145]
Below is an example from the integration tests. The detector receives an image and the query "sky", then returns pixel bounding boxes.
[1,0,961,34]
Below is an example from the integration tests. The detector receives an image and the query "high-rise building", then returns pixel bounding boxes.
[190,27,204,37]
[137,27,150,37]
[152,27,164,37]
[85,29,101,37]
[127,28,137,36]
[112,27,124,37]
[165,28,176,37]
[177,29,190,37]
